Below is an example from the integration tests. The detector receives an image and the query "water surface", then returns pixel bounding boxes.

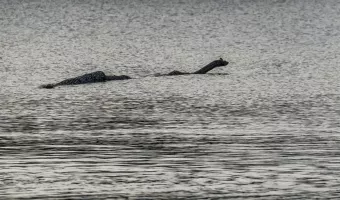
[1,0,340,199]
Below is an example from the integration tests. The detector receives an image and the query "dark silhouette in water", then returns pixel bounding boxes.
[164,58,228,76]
[39,58,228,89]
[39,71,131,89]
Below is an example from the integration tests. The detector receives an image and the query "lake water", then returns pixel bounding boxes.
[1,0,340,199]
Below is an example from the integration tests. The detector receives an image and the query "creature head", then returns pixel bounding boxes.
[217,58,229,67]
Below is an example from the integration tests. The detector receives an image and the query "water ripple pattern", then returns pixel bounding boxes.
[1,0,340,199]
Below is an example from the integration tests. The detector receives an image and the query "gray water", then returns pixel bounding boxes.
[1,0,340,199]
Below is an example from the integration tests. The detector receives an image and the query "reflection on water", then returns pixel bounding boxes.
[2,127,340,198]
[2,129,340,199]
[1,0,340,199]
[1,75,340,199]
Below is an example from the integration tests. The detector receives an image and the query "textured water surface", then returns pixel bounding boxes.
[1,0,340,199]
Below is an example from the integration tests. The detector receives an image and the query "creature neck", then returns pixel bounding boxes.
[193,60,224,74]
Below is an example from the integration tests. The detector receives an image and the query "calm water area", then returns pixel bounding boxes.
[1,0,340,199]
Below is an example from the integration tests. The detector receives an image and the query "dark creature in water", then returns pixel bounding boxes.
[39,71,131,89]
[164,58,228,76]
[39,58,228,89]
